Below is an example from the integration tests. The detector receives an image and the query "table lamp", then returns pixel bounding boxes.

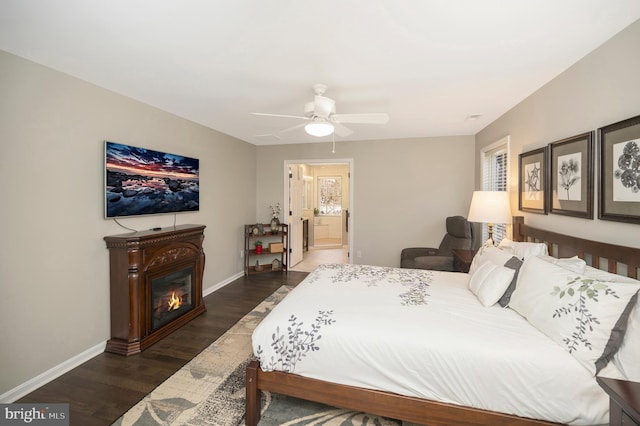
[467,191,512,246]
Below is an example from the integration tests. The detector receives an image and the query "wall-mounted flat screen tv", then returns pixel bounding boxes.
[105,141,200,218]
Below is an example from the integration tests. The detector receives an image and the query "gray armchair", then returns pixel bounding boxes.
[400,216,482,271]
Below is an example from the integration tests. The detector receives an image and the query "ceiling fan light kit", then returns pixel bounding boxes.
[305,121,335,137]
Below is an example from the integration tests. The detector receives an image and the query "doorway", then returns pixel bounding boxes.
[284,159,353,272]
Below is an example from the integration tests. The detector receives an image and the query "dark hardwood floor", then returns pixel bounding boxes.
[18,271,308,426]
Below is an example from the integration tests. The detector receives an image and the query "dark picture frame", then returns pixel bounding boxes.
[598,114,640,224]
[548,132,594,219]
[518,147,549,214]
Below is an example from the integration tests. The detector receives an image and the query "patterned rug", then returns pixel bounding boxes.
[113,285,412,426]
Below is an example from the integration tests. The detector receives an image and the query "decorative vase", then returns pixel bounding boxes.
[254,260,263,271]
[270,217,280,234]
[255,245,263,254]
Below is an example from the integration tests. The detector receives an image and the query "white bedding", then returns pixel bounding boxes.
[252,263,610,425]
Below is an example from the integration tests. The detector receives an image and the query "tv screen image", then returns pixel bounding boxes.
[105,141,200,218]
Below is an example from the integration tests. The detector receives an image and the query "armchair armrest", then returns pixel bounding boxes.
[401,248,456,271]
[401,247,439,259]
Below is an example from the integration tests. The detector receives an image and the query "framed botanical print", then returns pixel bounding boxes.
[598,114,640,224]
[519,147,548,214]
[549,132,594,219]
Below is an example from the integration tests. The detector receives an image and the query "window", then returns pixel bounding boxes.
[481,136,509,243]
[317,176,342,215]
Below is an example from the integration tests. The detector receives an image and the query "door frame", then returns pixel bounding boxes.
[283,158,354,264]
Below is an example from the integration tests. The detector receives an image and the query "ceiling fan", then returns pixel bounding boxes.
[252,84,389,138]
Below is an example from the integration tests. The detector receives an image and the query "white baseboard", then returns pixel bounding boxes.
[0,340,106,403]
[0,271,245,403]
[203,271,244,297]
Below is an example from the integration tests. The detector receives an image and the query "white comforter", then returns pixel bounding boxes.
[252,264,610,425]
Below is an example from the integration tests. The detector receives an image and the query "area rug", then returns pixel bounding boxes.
[113,285,414,426]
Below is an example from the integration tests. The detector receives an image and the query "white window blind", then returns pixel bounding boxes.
[480,137,509,244]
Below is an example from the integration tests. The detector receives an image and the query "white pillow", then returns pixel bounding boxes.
[469,262,516,307]
[537,255,586,274]
[509,256,639,375]
[468,246,515,276]
[498,238,548,259]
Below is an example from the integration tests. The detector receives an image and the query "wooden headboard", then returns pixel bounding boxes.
[512,216,640,279]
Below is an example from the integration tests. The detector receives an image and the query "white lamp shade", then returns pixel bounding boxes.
[467,191,512,224]
[305,121,334,137]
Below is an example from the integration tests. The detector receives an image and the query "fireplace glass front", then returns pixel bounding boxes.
[151,266,194,332]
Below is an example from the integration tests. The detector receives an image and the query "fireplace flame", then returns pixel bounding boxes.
[167,291,183,311]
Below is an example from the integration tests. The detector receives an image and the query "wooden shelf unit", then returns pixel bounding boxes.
[244,223,288,275]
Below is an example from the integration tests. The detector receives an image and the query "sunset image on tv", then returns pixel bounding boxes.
[105,141,200,218]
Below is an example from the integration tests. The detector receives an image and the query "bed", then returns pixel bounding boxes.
[246,216,640,425]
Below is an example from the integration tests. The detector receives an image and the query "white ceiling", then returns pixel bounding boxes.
[1,1,640,146]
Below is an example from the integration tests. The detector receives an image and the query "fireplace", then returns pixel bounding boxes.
[151,266,194,332]
[104,225,206,356]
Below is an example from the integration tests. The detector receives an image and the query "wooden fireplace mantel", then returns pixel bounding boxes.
[104,224,207,355]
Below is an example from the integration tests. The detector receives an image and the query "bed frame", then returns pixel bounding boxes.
[512,216,639,279]
[245,216,640,426]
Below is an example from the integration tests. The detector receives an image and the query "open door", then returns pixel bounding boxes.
[288,165,304,267]
[285,159,353,271]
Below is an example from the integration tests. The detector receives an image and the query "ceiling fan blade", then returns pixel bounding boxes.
[331,113,389,124]
[253,133,282,140]
[278,122,307,134]
[252,112,309,120]
[334,123,353,137]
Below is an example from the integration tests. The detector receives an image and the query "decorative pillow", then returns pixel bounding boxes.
[537,255,586,274]
[498,256,524,307]
[582,266,640,381]
[498,238,548,259]
[509,256,639,375]
[615,300,640,381]
[468,246,515,276]
[469,261,516,307]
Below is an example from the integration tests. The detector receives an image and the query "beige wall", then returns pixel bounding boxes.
[476,19,640,249]
[0,50,257,396]
[256,136,476,266]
